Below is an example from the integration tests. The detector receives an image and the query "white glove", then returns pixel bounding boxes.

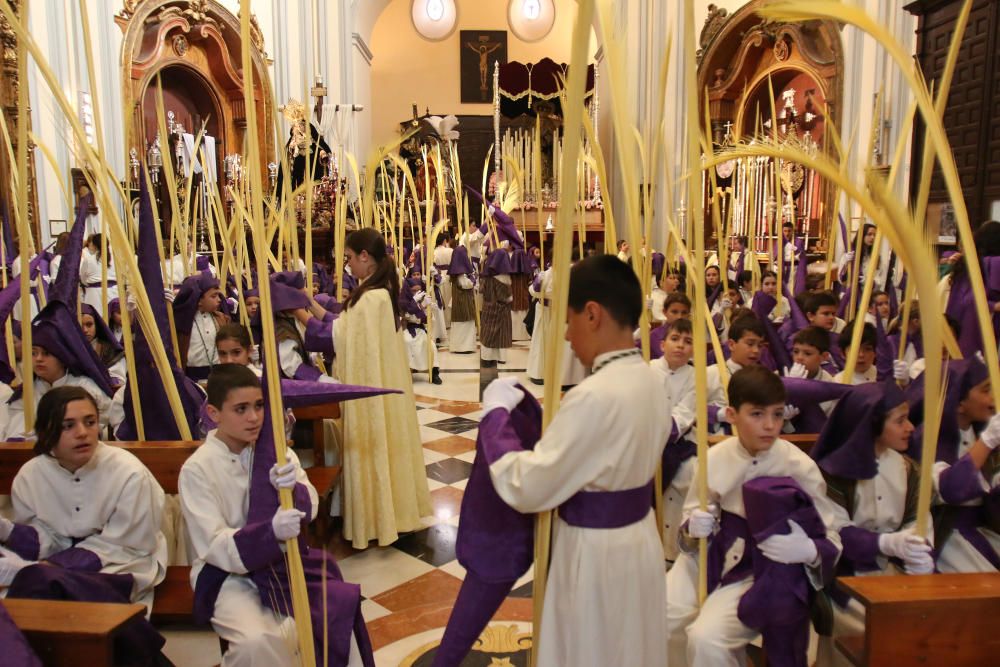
[0,552,33,587]
[904,551,935,575]
[163,288,176,303]
[787,363,809,379]
[878,530,932,560]
[783,404,801,421]
[715,405,731,424]
[269,461,300,490]
[482,377,525,414]
[720,297,733,310]
[0,517,12,541]
[981,413,1000,450]
[271,508,306,541]
[892,360,910,381]
[414,290,427,304]
[758,520,819,565]
[126,289,139,313]
[842,251,856,266]
[687,504,720,539]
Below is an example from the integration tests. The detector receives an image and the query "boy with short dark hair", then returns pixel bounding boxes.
[647,292,692,360]
[652,318,698,561]
[788,325,834,382]
[804,291,840,332]
[180,364,369,665]
[666,366,842,667]
[480,254,669,665]
[836,320,878,385]
[707,315,766,432]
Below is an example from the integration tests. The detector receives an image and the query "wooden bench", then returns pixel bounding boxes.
[291,401,342,462]
[4,598,146,666]
[0,441,342,629]
[835,573,1000,666]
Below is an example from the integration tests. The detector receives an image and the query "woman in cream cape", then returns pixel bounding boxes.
[334,228,431,548]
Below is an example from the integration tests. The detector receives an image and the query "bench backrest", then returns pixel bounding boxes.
[0,441,202,494]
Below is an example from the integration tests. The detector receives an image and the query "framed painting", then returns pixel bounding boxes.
[461,30,507,103]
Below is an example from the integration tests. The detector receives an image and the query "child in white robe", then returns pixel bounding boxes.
[706,316,766,434]
[652,317,697,561]
[481,255,669,666]
[0,386,167,611]
[666,366,843,667]
[810,382,932,667]
[179,364,366,666]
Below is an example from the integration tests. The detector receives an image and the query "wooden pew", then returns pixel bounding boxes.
[291,401,342,462]
[0,440,342,628]
[4,598,146,666]
[835,573,1000,666]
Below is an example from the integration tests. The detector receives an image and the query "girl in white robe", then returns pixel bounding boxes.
[810,383,932,667]
[526,267,588,386]
[0,386,167,611]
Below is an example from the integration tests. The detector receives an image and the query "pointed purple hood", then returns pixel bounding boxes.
[49,194,91,306]
[31,300,115,397]
[465,186,525,250]
[812,381,906,480]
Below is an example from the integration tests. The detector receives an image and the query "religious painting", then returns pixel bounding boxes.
[461,31,507,103]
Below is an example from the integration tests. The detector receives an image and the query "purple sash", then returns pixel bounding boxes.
[558,480,654,528]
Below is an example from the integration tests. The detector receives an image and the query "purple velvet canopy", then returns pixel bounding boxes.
[812,381,905,480]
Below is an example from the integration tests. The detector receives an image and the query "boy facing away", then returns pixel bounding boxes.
[480,254,669,666]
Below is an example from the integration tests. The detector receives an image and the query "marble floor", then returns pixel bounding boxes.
[163,339,542,667]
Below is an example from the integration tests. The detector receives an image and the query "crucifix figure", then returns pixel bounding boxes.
[466,40,501,93]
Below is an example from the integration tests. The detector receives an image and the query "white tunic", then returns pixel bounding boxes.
[490,351,669,667]
[933,428,1000,572]
[666,437,843,667]
[525,268,587,385]
[78,253,119,312]
[3,373,113,440]
[187,311,220,368]
[179,431,317,582]
[652,358,697,560]
[11,443,167,605]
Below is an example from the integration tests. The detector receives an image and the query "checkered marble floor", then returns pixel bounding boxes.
[162,342,538,666]
[329,342,538,662]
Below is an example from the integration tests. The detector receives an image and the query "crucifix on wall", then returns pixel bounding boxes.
[461,30,507,103]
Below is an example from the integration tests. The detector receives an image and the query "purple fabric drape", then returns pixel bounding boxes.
[433,390,543,666]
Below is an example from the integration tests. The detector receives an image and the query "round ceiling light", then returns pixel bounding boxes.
[508,0,556,42]
[412,0,458,41]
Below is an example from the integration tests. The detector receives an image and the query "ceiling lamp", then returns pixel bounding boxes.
[508,0,556,42]
[412,0,457,41]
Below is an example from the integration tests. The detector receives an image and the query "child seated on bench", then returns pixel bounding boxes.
[0,385,168,662]
[666,366,842,667]
[810,381,933,667]
[180,364,371,666]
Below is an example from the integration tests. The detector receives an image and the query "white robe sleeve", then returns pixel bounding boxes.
[10,473,65,557]
[178,462,249,574]
[277,339,304,378]
[488,390,617,513]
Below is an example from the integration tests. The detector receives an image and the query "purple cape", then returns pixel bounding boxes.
[780,377,853,435]
[481,249,513,277]
[433,391,543,666]
[465,186,525,251]
[736,476,837,667]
